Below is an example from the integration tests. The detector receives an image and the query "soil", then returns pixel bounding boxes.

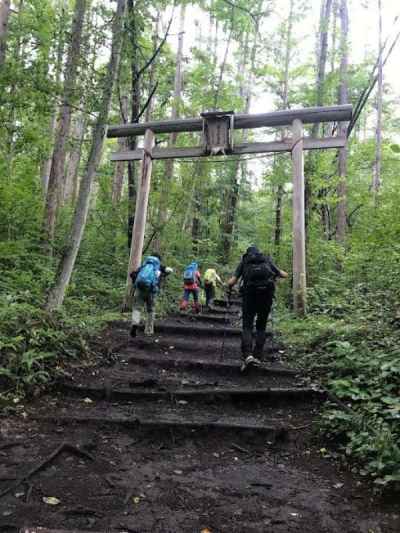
[1,303,399,533]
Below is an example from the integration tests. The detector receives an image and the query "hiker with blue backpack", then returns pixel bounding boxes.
[130,254,173,338]
[180,261,202,313]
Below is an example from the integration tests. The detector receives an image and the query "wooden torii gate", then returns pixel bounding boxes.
[107,104,352,315]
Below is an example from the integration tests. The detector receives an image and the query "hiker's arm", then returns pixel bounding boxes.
[216,274,223,286]
[160,264,173,277]
[228,260,243,287]
[227,275,238,288]
[269,258,288,280]
[130,269,139,282]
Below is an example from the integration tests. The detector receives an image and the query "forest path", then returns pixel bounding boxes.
[1,301,399,533]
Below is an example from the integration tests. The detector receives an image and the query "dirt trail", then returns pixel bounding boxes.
[1,302,399,532]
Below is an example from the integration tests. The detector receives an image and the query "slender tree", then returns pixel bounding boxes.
[335,0,348,242]
[43,0,86,252]
[274,0,294,253]
[64,112,86,203]
[0,0,11,68]
[372,0,383,199]
[40,1,67,196]
[46,0,127,311]
[154,3,186,253]
[111,95,128,205]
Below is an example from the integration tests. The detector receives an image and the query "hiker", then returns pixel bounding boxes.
[203,267,223,308]
[180,261,202,313]
[227,245,288,367]
[130,254,172,338]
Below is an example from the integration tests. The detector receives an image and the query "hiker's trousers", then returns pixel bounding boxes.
[204,282,216,306]
[131,288,156,334]
[241,284,274,357]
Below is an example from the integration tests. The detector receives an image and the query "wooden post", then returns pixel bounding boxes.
[123,129,155,307]
[291,119,306,315]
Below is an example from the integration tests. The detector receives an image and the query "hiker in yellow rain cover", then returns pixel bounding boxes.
[203,267,224,309]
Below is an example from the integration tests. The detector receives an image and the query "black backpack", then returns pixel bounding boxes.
[242,251,274,289]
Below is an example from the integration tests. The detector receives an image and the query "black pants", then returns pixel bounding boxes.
[204,283,215,306]
[241,284,274,358]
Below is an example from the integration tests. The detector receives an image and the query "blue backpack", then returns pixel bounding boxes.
[183,262,198,284]
[135,256,161,291]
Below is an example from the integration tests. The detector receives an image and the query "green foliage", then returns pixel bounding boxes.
[280,284,400,489]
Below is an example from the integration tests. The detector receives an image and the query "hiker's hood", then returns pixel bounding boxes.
[246,245,259,255]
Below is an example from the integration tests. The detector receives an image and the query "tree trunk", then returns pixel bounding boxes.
[306,0,333,237]
[213,14,233,109]
[219,22,257,264]
[220,158,241,262]
[43,0,86,253]
[127,0,140,248]
[45,0,126,311]
[191,162,203,255]
[153,4,186,254]
[335,0,349,242]
[274,0,294,253]
[330,0,338,75]
[40,4,66,196]
[372,0,383,200]
[312,0,333,138]
[144,10,160,122]
[64,112,86,204]
[0,0,11,68]
[112,95,129,205]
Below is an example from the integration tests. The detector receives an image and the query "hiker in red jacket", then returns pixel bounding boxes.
[180,261,202,313]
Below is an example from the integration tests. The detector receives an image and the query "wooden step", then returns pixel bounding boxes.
[213,298,242,307]
[150,322,242,337]
[60,382,324,403]
[33,413,289,438]
[121,352,297,376]
[176,312,237,324]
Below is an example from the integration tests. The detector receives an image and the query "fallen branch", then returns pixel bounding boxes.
[0,441,94,499]
[0,441,22,451]
[231,443,250,454]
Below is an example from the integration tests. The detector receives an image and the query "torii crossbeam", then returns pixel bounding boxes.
[107,104,352,315]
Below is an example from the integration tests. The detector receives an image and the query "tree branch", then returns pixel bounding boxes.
[219,0,266,24]
[136,16,173,79]
[137,81,159,121]
[347,204,363,227]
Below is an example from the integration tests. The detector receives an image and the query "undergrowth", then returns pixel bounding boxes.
[279,283,400,491]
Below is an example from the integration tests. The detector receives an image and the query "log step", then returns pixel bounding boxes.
[60,383,324,403]
[213,298,242,307]
[122,353,297,376]
[21,529,104,533]
[33,414,289,438]
[149,322,242,337]
[176,312,236,324]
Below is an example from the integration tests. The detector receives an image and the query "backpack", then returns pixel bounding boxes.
[242,251,274,289]
[135,256,161,291]
[183,262,198,284]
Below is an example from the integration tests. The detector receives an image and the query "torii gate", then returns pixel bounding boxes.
[107,104,352,315]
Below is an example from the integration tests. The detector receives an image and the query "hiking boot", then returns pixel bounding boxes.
[180,300,189,311]
[144,313,155,336]
[240,354,260,372]
[130,325,137,338]
[192,303,201,314]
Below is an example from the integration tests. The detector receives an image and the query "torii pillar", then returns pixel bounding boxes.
[291,119,306,315]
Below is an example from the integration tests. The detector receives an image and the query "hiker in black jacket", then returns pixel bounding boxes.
[227,245,288,367]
